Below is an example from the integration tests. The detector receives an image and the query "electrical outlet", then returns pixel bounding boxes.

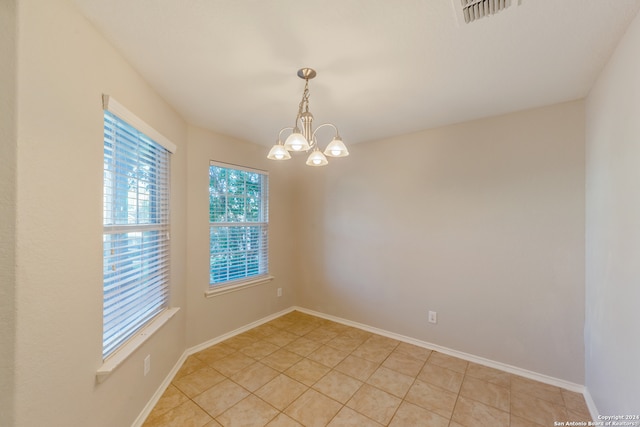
[277,288,282,297]
[428,311,437,324]
[144,355,151,376]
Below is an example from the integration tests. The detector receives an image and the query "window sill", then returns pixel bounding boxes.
[96,307,180,383]
[205,275,274,298]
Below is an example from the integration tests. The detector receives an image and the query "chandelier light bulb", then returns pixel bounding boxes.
[284,130,310,152]
[267,143,291,160]
[306,149,328,167]
[323,136,349,158]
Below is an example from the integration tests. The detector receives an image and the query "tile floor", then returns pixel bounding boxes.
[142,311,592,427]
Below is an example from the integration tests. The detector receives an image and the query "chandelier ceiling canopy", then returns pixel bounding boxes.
[267,68,349,167]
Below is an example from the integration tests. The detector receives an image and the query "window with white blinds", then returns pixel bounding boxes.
[102,109,171,360]
[209,162,268,287]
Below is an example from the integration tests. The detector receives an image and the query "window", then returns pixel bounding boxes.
[102,100,174,360]
[209,162,268,288]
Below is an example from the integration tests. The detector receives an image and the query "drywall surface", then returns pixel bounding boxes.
[295,100,586,383]
[0,0,18,425]
[185,125,297,347]
[14,0,188,425]
[585,8,640,415]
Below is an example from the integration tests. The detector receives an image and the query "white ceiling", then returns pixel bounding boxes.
[73,0,640,146]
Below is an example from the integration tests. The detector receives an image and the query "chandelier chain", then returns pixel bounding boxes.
[297,80,311,118]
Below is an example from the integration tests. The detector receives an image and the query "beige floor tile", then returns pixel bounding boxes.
[459,376,510,411]
[346,383,402,425]
[511,375,563,403]
[287,320,319,336]
[193,379,250,418]
[284,337,322,356]
[366,366,415,398]
[284,358,331,386]
[326,334,368,352]
[568,409,594,422]
[145,312,582,427]
[145,385,189,422]
[352,342,395,364]
[265,413,303,427]
[230,361,279,392]
[240,340,280,359]
[262,330,299,347]
[339,327,372,341]
[388,401,450,427]
[426,352,468,373]
[266,316,295,330]
[194,344,236,366]
[172,367,226,398]
[511,391,568,426]
[303,326,340,344]
[142,400,213,427]
[174,355,209,379]
[465,362,511,388]
[223,333,259,350]
[260,348,303,372]
[405,380,458,419]
[312,370,363,404]
[510,415,545,427]
[209,352,256,377]
[365,335,400,350]
[394,342,432,362]
[418,363,464,393]
[308,345,351,368]
[216,395,279,427]
[382,350,426,377]
[334,355,379,381]
[248,323,281,339]
[255,374,308,410]
[327,406,383,426]
[284,389,342,427]
[319,321,351,334]
[452,395,510,427]
[561,389,591,418]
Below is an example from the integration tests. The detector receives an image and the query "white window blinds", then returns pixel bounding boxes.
[209,162,269,286]
[102,104,172,359]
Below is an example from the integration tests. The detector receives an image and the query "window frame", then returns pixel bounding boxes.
[100,95,177,370]
[207,161,271,297]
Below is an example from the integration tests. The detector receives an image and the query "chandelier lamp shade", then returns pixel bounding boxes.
[267,68,349,166]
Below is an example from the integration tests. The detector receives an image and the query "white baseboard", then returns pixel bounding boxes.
[132,305,597,426]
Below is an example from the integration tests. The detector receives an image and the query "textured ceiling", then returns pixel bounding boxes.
[73,0,640,146]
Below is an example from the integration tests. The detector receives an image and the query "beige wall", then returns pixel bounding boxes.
[585,8,640,414]
[295,101,586,383]
[13,0,188,425]
[0,0,18,425]
[185,125,297,347]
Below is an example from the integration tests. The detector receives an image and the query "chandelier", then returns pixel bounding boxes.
[267,68,349,166]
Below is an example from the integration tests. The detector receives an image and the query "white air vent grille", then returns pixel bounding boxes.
[461,0,511,23]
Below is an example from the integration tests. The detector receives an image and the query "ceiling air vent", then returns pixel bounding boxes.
[461,0,511,23]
